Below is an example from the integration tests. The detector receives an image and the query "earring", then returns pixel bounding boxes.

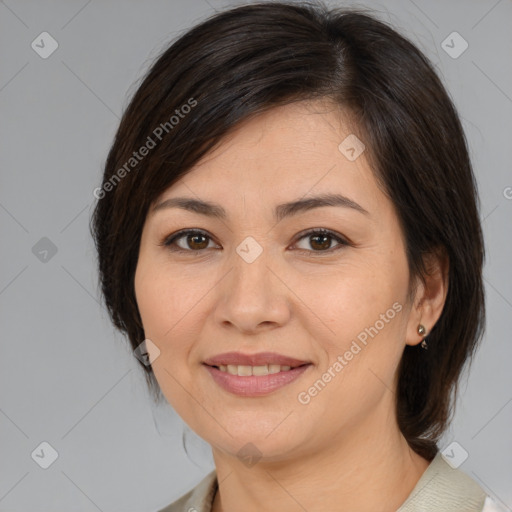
[417,324,428,349]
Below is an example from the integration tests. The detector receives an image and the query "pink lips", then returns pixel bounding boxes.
[203,351,312,397]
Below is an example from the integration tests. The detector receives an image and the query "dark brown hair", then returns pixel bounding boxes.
[90,1,485,461]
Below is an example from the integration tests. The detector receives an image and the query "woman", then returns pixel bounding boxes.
[90,2,506,511]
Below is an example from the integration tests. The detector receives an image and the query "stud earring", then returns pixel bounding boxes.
[417,324,428,350]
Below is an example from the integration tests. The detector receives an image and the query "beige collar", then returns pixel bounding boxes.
[397,451,486,511]
[159,451,487,512]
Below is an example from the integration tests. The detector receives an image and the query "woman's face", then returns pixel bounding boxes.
[134,100,423,462]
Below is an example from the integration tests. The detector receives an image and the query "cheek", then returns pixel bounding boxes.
[135,258,196,340]
[134,261,205,388]
[312,256,409,381]
[135,264,200,411]
[321,263,403,329]
[134,267,167,339]
[300,277,407,428]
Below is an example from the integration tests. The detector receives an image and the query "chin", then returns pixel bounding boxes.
[207,422,306,462]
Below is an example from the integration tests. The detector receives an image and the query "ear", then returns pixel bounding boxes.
[405,248,449,347]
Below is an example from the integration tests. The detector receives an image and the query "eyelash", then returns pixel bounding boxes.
[159,228,350,256]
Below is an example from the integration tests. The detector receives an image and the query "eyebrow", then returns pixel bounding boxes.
[152,193,369,221]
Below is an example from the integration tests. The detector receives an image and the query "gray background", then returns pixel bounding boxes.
[1,0,511,510]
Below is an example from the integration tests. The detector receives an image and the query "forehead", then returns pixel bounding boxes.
[151,100,382,216]
[194,99,358,168]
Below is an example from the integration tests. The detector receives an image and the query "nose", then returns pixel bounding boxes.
[213,240,292,334]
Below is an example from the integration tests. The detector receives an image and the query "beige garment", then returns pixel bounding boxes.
[157,452,498,512]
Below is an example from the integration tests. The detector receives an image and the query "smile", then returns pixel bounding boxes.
[215,364,294,375]
[203,363,312,396]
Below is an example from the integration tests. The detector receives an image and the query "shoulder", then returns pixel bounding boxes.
[156,470,217,512]
[398,452,502,512]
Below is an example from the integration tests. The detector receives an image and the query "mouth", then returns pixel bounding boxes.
[203,351,310,368]
[205,362,309,376]
[202,352,312,396]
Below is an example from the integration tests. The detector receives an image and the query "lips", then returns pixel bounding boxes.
[204,364,311,396]
[203,351,309,368]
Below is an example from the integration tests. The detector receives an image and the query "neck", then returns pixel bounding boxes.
[210,400,430,512]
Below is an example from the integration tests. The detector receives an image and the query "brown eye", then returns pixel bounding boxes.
[293,229,348,253]
[309,233,332,250]
[161,229,216,252]
[183,233,209,250]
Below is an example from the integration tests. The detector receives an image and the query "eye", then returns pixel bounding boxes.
[160,229,218,253]
[159,228,350,255]
[292,228,349,254]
